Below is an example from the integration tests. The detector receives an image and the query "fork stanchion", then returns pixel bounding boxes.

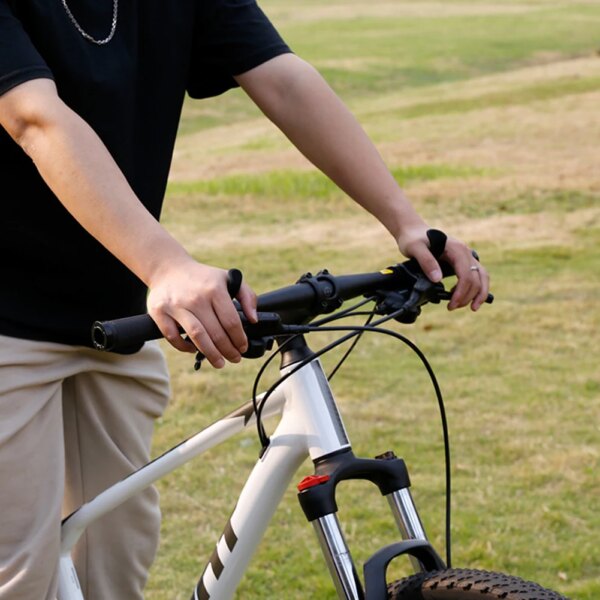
[311,512,364,600]
[386,487,427,541]
[385,488,428,573]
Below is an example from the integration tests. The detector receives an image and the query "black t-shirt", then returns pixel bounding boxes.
[0,0,290,347]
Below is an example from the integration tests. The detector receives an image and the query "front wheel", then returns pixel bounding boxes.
[387,569,568,599]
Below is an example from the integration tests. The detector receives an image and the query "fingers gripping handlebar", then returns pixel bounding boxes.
[91,230,492,352]
[91,269,246,353]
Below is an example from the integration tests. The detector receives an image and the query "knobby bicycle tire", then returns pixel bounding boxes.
[387,568,568,599]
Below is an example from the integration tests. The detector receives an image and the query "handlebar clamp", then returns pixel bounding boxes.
[297,270,344,316]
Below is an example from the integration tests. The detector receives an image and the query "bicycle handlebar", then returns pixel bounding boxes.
[91,230,492,352]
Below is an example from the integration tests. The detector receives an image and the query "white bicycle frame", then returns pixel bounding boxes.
[57,353,430,600]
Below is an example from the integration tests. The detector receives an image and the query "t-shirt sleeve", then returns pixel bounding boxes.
[187,0,291,99]
[0,1,53,97]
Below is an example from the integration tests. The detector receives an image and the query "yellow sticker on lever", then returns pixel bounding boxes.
[379,268,394,275]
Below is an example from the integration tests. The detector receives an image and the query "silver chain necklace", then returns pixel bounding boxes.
[60,0,118,45]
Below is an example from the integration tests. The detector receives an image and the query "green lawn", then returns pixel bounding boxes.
[145,1,600,598]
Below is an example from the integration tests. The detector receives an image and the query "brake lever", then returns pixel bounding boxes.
[405,275,494,310]
[193,312,284,371]
[374,272,451,324]
[398,275,446,322]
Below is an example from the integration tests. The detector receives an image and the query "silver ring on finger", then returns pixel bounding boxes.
[469,265,480,272]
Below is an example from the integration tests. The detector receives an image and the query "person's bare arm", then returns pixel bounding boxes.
[0,78,256,365]
[235,54,489,310]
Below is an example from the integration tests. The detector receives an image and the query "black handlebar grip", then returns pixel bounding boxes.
[93,268,244,352]
[92,314,160,352]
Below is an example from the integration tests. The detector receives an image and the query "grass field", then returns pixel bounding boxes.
[146,1,600,598]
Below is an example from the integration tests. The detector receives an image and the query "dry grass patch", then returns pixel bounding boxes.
[170,57,600,194]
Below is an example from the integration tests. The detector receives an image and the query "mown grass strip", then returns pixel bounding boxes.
[167,164,485,199]
[176,4,600,136]
[272,4,600,96]
[419,190,600,221]
[385,76,600,120]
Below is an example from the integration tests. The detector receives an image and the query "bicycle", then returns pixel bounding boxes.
[57,230,567,599]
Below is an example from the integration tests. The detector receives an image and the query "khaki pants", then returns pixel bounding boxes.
[0,334,170,599]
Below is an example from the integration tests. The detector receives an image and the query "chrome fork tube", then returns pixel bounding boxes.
[312,513,363,600]
[386,488,428,571]
[387,488,427,540]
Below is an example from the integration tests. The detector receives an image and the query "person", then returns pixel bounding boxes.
[0,1,489,598]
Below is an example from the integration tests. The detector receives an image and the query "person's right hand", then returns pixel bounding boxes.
[397,225,490,312]
[146,260,257,368]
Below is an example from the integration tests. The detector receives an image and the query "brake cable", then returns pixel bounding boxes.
[251,307,453,568]
[253,305,411,431]
[250,297,377,446]
[326,310,375,382]
[311,296,376,327]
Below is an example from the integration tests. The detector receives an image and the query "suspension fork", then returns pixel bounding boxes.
[278,337,443,597]
[296,449,445,599]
